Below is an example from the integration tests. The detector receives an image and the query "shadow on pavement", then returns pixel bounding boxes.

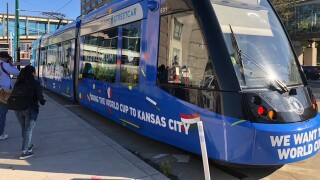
[0,92,167,179]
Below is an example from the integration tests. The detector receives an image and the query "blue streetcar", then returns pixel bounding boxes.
[32,0,320,165]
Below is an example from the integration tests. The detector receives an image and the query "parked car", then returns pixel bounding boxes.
[302,66,320,80]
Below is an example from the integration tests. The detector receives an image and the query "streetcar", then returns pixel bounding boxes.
[32,0,320,165]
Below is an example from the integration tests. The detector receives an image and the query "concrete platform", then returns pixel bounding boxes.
[0,95,168,180]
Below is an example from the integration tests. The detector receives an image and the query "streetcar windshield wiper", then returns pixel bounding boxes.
[229,25,289,92]
[229,25,246,84]
[242,53,289,92]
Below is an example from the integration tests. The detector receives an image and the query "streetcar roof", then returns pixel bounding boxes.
[52,20,79,37]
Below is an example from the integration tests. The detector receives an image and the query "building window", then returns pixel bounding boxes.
[39,22,47,34]
[20,43,30,51]
[173,18,183,41]
[20,20,27,35]
[9,20,15,35]
[28,20,38,35]
[49,23,59,32]
[0,19,3,36]
[172,48,180,64]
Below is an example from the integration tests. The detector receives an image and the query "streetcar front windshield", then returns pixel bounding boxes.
[211,0,303,89]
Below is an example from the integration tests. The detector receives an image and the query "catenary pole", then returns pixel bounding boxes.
[6,3,9,43]
[15,0,20,68]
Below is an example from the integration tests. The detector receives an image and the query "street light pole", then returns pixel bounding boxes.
[15,0,20,68]
[6,3,9,43]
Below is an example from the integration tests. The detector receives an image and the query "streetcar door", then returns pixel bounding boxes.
[74,36,80,102]
[78,33,98,109]
[96,27,120,119]
[78,28,120,119]
[117,21,143,130]
[74,21,81,102]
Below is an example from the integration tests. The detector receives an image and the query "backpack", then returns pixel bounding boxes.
[7,82,34,111]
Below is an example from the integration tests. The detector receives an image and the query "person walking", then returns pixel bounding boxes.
[0,52,20,140]
[12,65,46,159]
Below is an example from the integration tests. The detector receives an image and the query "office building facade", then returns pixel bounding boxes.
[0,14,72,60]
[81,0,112,15]
[283,0,320,66]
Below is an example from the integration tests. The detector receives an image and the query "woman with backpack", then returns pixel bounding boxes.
[9,65,46,159]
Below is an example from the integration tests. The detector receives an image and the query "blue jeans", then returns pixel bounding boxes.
[15,109,38,152]
[0,103,8,135]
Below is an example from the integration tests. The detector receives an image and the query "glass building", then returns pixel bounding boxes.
[283,0,320,66]
[0,14,73,60]
[286,1,320,37]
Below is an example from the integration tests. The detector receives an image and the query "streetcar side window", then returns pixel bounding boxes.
[40,46,47,78]
[32,45,38,68]
[120,21,141,86]
[80,27,118,82]
[81,33,99,79]
[55,43,64,79]
[41,40,73,80]
[61,41,72,77]
[46,43,61,79]
[62,41,74,77]
[96,28,118,82]
[158,11,214,89]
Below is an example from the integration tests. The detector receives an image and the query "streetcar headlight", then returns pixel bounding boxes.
[251,96,262,105]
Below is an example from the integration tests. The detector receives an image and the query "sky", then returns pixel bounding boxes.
[0,0,80,20]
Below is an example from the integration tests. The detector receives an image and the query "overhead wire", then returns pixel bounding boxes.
[55,0,74,13]
[18,0,71,18]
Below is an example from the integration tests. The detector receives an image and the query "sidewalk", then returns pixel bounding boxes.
[0,94,168,180]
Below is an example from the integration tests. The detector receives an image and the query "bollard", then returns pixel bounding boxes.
[197,121,211,180]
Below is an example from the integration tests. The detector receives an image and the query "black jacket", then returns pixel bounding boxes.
[29,79,46,113]
[13,78,46,113]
